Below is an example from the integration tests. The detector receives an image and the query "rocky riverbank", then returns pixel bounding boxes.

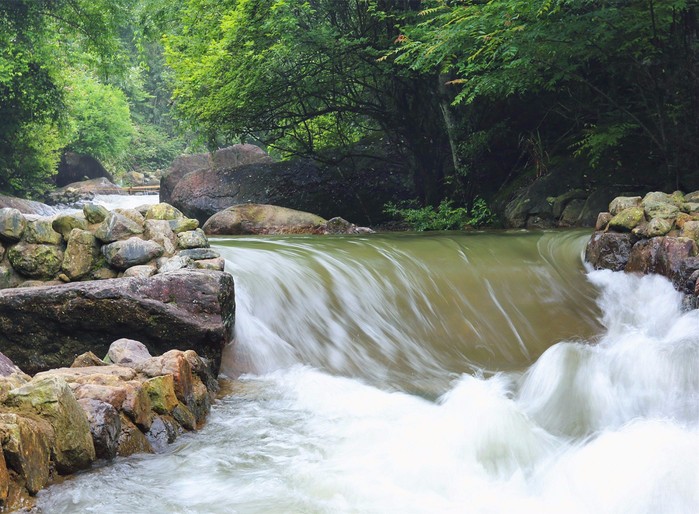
[0,340,219,512]
[585,190,699,308]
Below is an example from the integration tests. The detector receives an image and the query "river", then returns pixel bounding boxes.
[35,227,699,513]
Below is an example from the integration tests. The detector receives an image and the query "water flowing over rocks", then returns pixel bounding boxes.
[47,177,124,207]
[0,343,220,512]
[585,190,699,308]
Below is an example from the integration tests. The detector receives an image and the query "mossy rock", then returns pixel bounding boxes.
[7,243,64,279]
[608,206,645,232]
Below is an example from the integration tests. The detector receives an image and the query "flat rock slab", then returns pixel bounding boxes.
[0,270,234,375]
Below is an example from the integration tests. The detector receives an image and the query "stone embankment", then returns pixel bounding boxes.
[585,190,699,308]
[0,340,219,512]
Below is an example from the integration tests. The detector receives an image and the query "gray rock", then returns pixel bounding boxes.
[24,219,62,245]
[0,208,26,242]
[77,398,121,460]
[158,255,194,273]
[609,196,642,216]
[7,242,64,279]
[585,232,637,271]
[178,248,220,260]
[62,229,99,280]
[643,200,680,220]
[107,338,152,367]
[168,218,200,233]
[122,265,157,278]
[95,212,144,243]
[102,237,164,270]
[52,214,88,240]
[83,203,110,224]
[193,258,225,271]
[177,228,209,249]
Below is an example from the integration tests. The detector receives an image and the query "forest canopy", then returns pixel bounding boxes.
[1,0,697,204]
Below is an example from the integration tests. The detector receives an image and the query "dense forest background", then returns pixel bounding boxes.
[1,0,698,212]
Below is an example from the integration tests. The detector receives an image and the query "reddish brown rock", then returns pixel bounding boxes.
[585,232,637,271]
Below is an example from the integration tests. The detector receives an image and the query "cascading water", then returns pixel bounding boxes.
[36,230,698,514]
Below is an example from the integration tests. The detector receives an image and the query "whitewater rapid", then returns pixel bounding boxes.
[36,231,698,513]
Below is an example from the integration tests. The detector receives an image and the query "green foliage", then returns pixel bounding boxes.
[385,198,496,231]
[63,71,134,162]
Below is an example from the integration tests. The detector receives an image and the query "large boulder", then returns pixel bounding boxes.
[56,152,113,187]
[0,195,57,217]
[48,178,123,206]
[0,270,234,374]
[170,143,414,226]
[203,204,327,235]
[4,376,95,474]
[160,145,272,205]
[585,232,637,271]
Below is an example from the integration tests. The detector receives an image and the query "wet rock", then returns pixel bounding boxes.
[83,203,109,224]
[655,237,699,285]
[7,243,64,279]
[324,217,356,234]
[62,229,99,280]
[140,351,194,406]
[203,203,326,235]
[77,398,121,460]
[625,238,664,274]
[95,212,144,243]
[116,414,153,457]
[172,403,196,431]
[0,264,23,290]
[145,415,179,453]
[0,209,26,243]
[558,199,587,227]
[0,413,52,494]
[585,232,637,271]
[102,237,163,270]
[4,376,95,474]
[177,228,209,249]
[632,217,673,238]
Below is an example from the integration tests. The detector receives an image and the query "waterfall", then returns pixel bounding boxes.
[37,230,699,514]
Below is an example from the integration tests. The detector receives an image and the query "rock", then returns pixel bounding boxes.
[56,152,113,187]
[145,203,184,221]
[607,207,645,232]
[0,195,56,216]
[679,258,699,294]
[107,339,152,367]
[178,248,220,260]
[551,189,588,218]
[62,229,100,280]
[595,212,612,231]
[7,243,64,279]
[609,196,642,216]
[0,264,23,290]
[203,204,326,235]
[77,398,121,460]
[0,270,235,374]
[83,203,109,224]
[23,219,62,245]
[172,403,196,431]
[145,415,179,453]
[52,214,88,240]
[142,375,179,415]
[680,220,699,242]
[4,376,95,474]
[121,381,153,431]
[643,200,680,220]
[585,232,637,271]
[625,238,664,274]
[144,220,176,245]
[168,218,199,233]
[0,413,52,494]
[324,217,356,234]
[0,352,30,401]
[94,212,144,243]
[116,414,153,457]
[0,446,8,503]
[122,265,156,278]
[558,199,587,227]
[102,237,164,269]
[0,208,26,243]
[656,237,699,285]
[158,255,194,273]
[139,350,194,406]
[184,350,219,397]
[177,228,209,249]
[632,217,673,238]
[160,145,273,205]
[171,141,414,226]
[70,352,107,368]
[193,258,225,271]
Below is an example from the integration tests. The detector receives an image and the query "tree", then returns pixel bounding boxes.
[163,0,456,205]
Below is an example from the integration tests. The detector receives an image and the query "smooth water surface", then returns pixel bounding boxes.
[36,230,699,514]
